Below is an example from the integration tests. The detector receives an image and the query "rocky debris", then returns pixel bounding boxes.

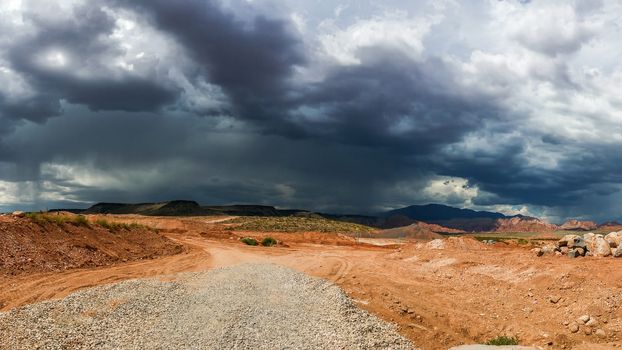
[567,315,607,338]
[10,211,25,218]
[560,219,598,231]
[569,322,580,333]
[0,264,415,350]
[532,244,557,256]
[577,315,590,324]
[605,231,622,248]
[586,316,599,327]
[548,295,561,304]
[544,232,619,259]
[595,329,607,338]
[532,247,544,257]
[426,239,445,250]
[568,249,581,258]
[423,237,487,251]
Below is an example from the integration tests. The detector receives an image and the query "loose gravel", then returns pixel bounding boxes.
[0,263,415,350]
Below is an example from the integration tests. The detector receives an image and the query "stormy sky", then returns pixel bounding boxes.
[1,0,621,223]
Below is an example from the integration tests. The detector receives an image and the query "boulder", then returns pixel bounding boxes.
[592,236,612,257]
[605,231,622,248]
[568,249,581,258]
[583,233,598,251]
[557,234,579,247]
[613,245,622,258]
[542,245,556,254]
[11,210,25,218]
[570,236,586,249]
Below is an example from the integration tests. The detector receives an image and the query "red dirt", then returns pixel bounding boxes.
[1,215,622,350]
[0,215,183,278]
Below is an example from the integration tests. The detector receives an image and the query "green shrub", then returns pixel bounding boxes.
[486,336,519,346]
[225,216,376,233]
[26,212,90,227]
[95,219,152,232]
[517,238,529,245]
[261,237,277,247]
[240,237,258,246]
[72,215,90,227]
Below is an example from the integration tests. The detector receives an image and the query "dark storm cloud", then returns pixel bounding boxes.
[5,105,421,213]
[115,0,305,123]
[293,52,502,152]
[441,133,622,210]
[113,0,499,152]
[1,0,622,222]
[2,1,177,122]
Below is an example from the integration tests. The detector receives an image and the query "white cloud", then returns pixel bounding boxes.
[422,176,479,207]
[317,13,438,65]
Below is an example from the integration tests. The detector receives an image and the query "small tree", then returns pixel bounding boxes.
[261,237,277,247]
[240,237,258,246]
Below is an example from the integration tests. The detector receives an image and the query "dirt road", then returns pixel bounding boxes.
[1,264,414,350]
[2,216,622,350]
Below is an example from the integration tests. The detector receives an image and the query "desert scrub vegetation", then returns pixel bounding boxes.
[26,213,90,227]
[485,335,519,345]
[261,237,277,247]
[226,216,376,233]
[95,219,149,232]
[240,237,258,246]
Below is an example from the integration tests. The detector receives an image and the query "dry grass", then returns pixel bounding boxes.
[225,216,376,233]
[94,219,150,232]
[25,213,151,232]
[26,213,90,227]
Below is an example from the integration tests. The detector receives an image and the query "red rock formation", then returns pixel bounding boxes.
[560,219,598,231]
[493,217,558,232]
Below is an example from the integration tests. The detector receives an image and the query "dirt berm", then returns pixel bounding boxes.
[0,215,183,277]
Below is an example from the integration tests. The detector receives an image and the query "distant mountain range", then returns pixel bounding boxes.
[52,200,605,233]
[383,203,506,221]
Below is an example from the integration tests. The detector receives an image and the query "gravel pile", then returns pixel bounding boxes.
[0,263,415,349]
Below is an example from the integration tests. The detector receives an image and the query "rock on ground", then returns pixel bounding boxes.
[605,231,622,248]
[557,234,579,247]
[0,263,415,350]
[592,236,612,257]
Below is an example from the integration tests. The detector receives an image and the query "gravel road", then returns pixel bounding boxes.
[0,263,415,350]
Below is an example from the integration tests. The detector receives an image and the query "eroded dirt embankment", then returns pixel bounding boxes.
[0,215,183,277]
